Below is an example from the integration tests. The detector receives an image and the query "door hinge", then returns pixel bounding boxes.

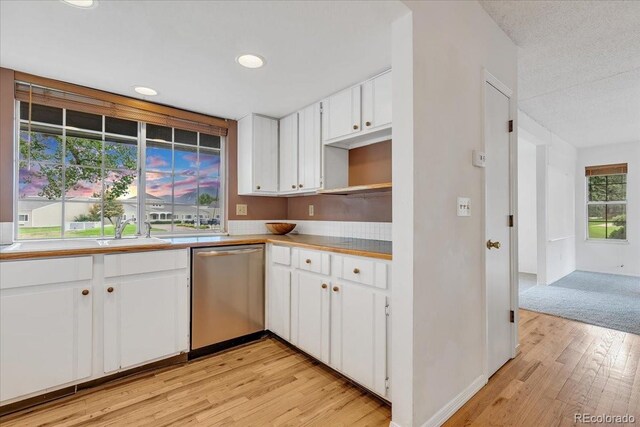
[508,120,514,133]
[385,377,390,390]
[510,310,515,323]
[385,303,390,317]
[508,215,514,227]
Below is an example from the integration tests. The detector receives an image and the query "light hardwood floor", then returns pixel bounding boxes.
[2,310,639,426]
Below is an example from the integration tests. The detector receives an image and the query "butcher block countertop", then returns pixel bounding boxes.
[0,234,392,261]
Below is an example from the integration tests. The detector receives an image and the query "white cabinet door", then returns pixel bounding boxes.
[0,284,92,402]
[330,283,387,397]
[268,265,291,341]
[298,103,322,191]
[323,85,361,141]
[279,112,299,193]
[362,71,392,131]
[104,272,189,373]
[291,271,330,363]
[253,115,279,193]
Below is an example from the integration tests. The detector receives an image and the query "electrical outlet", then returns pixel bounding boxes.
[308,204,314,217]
[236,204,248,216]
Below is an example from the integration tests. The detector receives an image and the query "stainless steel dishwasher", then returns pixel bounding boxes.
[191,245,265,353]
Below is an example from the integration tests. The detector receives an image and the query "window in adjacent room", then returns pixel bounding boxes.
[586,163,627,240]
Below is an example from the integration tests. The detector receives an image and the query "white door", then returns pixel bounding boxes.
[253,115,279,192]
[485,81,513,376]
[298,103,322,191]
[279,112,298,193]
[104,273,189,373]
[291,271,330,363]
[362,71,392,131]
[0,284,92,401]
[323,85,361,141]
[268,265,291,340]
[330,283,387,396]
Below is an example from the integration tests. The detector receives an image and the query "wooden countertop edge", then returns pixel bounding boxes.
[0,237,392,261]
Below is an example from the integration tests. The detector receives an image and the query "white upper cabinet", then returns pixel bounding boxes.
[362,70,392,131]
[323,70,392,149]
[279,112,299,193]
[238,114,279,195]
[298,103,322,191]
[323,86,362,141]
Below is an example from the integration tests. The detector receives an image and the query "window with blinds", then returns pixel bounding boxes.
[585,163,627,240]
[15,80,225,239]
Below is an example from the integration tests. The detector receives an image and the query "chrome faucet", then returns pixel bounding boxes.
[114,217,134,239]
[144,221,152,238]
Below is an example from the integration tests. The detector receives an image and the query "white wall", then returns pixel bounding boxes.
[575,142,640,276]
[517,138,537,274]
[391,1,517,426]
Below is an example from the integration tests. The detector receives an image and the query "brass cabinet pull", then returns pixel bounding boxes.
[321,283,328,289]
[353,124,359,130]
[332,286,339,292]
[486,240,501,250]
[292,184,296,189]
[305,259,311,264]
[353,268,360,274]
[81,289,89,296]
[256,185,261,190]
[365,121,371,127]
[107,287,114,293]
[299,184,303,188]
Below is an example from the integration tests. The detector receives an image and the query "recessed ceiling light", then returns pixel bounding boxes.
[134,86,158,96]
[61,0,97,9]
[236,54,265,69]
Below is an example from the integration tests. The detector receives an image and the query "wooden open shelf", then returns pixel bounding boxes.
[316,182,392,196]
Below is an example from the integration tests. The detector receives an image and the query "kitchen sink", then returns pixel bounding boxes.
[97,237,169,247]
[1,237,169,253]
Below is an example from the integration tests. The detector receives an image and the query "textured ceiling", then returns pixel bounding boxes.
[0,1,406,120]
[480,0,640,147]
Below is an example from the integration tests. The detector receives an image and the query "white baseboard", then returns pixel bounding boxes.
[420,375,487,427]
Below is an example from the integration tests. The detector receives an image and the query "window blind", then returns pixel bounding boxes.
[14,73,228,137]
[585,163,628,176]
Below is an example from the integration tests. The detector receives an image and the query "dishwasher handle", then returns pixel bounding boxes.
[196,248,262,257]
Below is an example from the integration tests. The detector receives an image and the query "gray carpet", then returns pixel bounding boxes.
[519,271,640,335]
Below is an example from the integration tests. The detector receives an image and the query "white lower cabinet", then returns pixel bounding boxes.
[103,250,190,373]
[291,271,330,364]
[267,245,390,398]
[0,257,93,403]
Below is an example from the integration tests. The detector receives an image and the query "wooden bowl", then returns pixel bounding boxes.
[265,222,297,235]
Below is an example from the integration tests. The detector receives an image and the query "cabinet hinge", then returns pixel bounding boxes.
[508,120,514,133]
[508,215,514,227]
[385,303,390,317]
[385,377,390,390]
[510,310,515,323]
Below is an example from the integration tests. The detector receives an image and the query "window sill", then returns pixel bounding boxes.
[585,238,629,245]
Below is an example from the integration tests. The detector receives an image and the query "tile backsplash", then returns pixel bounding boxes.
[227,220,392,241]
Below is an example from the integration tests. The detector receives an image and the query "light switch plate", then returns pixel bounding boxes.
[472,150,486,168]
[236,204,248,216]
[457,197,471,217]
[308,205,314,216]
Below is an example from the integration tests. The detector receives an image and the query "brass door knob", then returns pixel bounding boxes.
[321,283,328,289]
[365,121,371,127]
[81,289,89,296]
[353,268,360,274]
[332,286,339,292]
[486,240,501,250]
[107,287,114,293]
[305,259,311,264]
[353,124,359,130]
[292,184,296,189]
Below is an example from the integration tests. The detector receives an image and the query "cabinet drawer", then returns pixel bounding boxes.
[271,245,291,266]
[336,256,387,289]
[104,249,188,278]
[0,256,93,290]
[296,249,330,275]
